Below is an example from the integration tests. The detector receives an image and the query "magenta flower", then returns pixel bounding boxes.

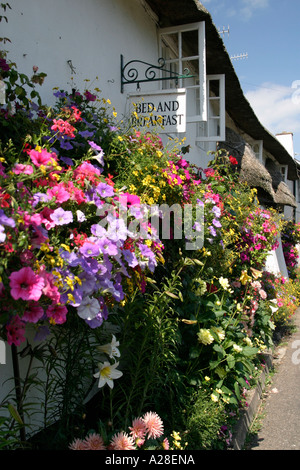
[6,315,26,346]
[29,148,56,167]
[46,303,68,325]
[47,183,70,203]
[9,267,45,301]
[12,163,34,175]
[23,303,44,323]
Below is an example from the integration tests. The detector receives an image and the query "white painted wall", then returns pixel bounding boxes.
[1,0,162,433]
[265,236,289,279]
[2,0,159,114]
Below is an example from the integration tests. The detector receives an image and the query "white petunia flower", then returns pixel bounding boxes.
[77,296,100,320]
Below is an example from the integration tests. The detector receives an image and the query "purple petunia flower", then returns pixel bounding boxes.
[88,140,102,151]
[50,207,73,226]
[208,226,217,237]
[98,237,118,256]
[80,241,101,257]
[79,130,95,138]
[60,156,74,166]
[138,243,155,258]
[0,209,16,228]
[212,218,222,228]
[32,192,51,207]
[91,223,107,238]
[96,182,114,198]
[122,249,139,268]
[59,139,73,150]
[212,205,221,218]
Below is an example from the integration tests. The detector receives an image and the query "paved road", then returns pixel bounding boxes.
[250,307,300,450]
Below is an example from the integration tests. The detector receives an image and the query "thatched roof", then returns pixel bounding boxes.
[274,181,297,208]
[218,127,296,207]
[145,0,298,180]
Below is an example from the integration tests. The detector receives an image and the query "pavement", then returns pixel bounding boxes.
[248,307,300,451]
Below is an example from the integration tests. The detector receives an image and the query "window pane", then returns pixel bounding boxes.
[161,33,179,60]
[209,99,220,117]
[181,29,198,58]
[208,118,220,137]
[182,59,199,86]
[197,121,208,137]
[186,87,200,116]
[161,61,179,90]
[209,80,220,97]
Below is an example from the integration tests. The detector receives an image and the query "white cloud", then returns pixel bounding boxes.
[201,0,270,21]
[245,82,300,137]
[240,0,269,20]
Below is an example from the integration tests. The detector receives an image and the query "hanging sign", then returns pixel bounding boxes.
[127,88,186,133]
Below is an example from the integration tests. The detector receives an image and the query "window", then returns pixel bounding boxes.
[195,75,225,141]
[250,140,263,163]
[280,165,288,182]
[159,22,207,122]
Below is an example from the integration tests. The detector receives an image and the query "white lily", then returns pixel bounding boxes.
[98,335,120,359]
[93,361,123,389]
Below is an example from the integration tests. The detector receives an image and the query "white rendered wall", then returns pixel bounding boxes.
[0,0,161,432]
[2,0,159,114]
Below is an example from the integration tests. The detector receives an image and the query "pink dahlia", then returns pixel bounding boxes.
[69,438,86,450]
[9,267,45,301]
[129,417,147,440]
[110,432,136,450]
[142,411,164,439]
[83,433,106,450]
[162,438,170,450]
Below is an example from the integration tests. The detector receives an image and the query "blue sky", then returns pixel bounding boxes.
[200,0,300,157]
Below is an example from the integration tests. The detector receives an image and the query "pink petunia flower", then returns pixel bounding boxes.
[47,183,70,203]
[12,163,34,175]
[46,303,68,325]
[22,303,44,323]
[6,315,26,346]
[142,411,164,439]
[29,148,57,167]
[9,267,45,301]
[110,432,136,450]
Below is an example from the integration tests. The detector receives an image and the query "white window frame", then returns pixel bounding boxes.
[195,74,225,142]
[280,165,288,183]
[250,140,263,163]
[159,21,207,122]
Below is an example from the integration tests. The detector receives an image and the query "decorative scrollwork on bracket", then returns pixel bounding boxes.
[120,55,193,93]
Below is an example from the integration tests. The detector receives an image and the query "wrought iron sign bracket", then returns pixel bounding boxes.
[120,54,194,93]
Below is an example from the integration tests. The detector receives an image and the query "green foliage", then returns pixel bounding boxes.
[185,388,227,450]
